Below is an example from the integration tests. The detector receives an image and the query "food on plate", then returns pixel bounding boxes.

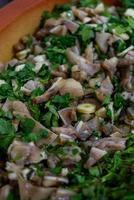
[0,0,134,199]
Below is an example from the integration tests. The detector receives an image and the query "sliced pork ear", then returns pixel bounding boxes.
[96,32,111,53]
[2,99,13,112]
[96,76,113,101]
[59,78,84,97]
[85,44,94,63]
[8,141,46,166]
[64,20,79,33]
[0,185,12,200]
[72,7,88,22]
[44,18,63,28]
[33,78,64,104]
[102,57,118,77]
[51,188,75,200]
[58,107,77,125]
[18,180,56,200]
[93,137,126,151]
[21,80,43,96]
[52,126,77,139]
[66,49,100,76]
[50,25,67,36]
[43,176,69,187]
[84,147,107,168]
[12,101,31,116]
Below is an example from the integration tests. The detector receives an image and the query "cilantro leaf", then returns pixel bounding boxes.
[122,0,134,8]
[77,25,94,49]
[114,25,129,35]
[126,16,134,29]
[0,83,13,100]
[0,118,15,150]
[80,0,99,7]
[78,25,94,43]
[114,93,125,109]
[6,192,17,200]
[23,129,48,142]
[38,65,52,83]
[20,118,35,133]
[44,35,76,65]
[43,101,59,128]
[16,63,35,84]
[102,95,111,106]
[44,35,76,49]
[113,40,127,53]
[26,35,33,48]
[52,93,71,108]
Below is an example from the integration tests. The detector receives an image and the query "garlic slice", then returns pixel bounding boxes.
[77,103,96,114]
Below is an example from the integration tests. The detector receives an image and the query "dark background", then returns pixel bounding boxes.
[0,0,13,8]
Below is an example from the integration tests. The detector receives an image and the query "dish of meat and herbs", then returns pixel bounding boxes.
[0,1,134,200]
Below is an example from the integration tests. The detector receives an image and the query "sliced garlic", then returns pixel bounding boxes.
[15,64,25,72]
[16,49,30,60]
[77,103,96,114]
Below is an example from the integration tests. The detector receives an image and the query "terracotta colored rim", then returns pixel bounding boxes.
[0,0,49,32]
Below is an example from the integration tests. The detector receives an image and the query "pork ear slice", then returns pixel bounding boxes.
[18,180,56,200]
[59,78,84,97]
[96,32,111,53]
[58,107,77,125]
[84,147,107,168]
[96,76,113,101]
[33,78,65,104]
[66,49,100,76]
[102,57,118,77]
[0,185,12,200]
[8,141,47,166]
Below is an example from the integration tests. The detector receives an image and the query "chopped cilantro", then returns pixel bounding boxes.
[114,25,129,35]
[0,83,13,100]
[103,95,111,106]
[114,93,125,109]
[79,0,99,7]
[16,63,35,84]
[26,35,33,48]
[78,25,94,43]
[42,111,53,128]
[122,0,134,8]
[77,25,94,50]
[38,65,52,83]
[44,35,76,49]
[0,118,15,150]
[51,93,72,108]
[126,16,134,29]
[113,40,127,53]
[54,4,71,13]
[112,75,122,92]
[89,166,100,177]
[50,166,62,175]
[34,164,44,177]
[107,108,112,118]
[20,118,35,133]
[44,35,76,66]
[23,129,48,142]
[6,192,17,200]
[92,130,102,139]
